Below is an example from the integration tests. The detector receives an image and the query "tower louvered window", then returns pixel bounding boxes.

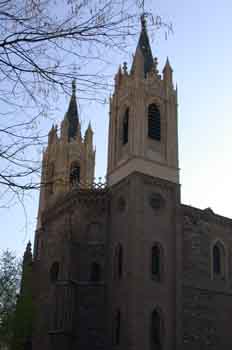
[70,162,80,187]
[123,108,129,145]
[148,104,161,141]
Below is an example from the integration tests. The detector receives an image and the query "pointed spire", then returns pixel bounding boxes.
[131,15,154,78]
[65,80,79,141]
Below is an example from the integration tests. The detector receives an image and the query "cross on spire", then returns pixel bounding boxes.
[140,0,145,13]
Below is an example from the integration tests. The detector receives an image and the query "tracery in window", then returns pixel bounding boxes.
[148,104,161,141]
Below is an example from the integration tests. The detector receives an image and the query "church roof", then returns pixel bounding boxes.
[131,15,154,77]
[66,80,79,140]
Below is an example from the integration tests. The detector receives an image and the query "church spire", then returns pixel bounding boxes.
[66,80,79,140]
[131,15,154,78]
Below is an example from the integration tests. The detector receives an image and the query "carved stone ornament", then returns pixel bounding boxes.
[149,192,164,210]
[117,196,126,212]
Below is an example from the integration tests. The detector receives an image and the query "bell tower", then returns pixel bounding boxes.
[107,16,179,186]
[36,81,95,228]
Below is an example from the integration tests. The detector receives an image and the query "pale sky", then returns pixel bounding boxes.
[1,0,232,256]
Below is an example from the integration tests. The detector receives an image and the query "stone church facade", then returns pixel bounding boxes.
[27,17,232,350]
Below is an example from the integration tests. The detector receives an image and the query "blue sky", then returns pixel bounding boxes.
[1,0,232,256]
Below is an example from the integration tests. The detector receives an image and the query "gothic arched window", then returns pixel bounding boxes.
[114,244,123,280]
[151,309,164,349]
[90,262,101,282]
[151,244,163,282]
[148,104,161,141]
[70,162,80,187]
[212,241,225,278]
[113,309,121,345]
[122,108,129,145]
[50,262,59,283]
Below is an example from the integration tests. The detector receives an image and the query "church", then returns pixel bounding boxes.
[21,16,232,350]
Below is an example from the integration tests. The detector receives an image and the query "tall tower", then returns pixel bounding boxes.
[107,16,179,186]
[36,81,95,228]
[107,17,181,350]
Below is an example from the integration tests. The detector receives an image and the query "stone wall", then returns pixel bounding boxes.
[182,205,232,349]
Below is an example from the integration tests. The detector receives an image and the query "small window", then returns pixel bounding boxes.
[122,108,129,145]
[212,241,225,278]
[90,262,101,282]
[148,104,161,141]
[50,262,59,283]
[151,309,163,349]
[113,310,121,345]
[151,244,162,281]
[114,244,123,280]
[70,162,80,187]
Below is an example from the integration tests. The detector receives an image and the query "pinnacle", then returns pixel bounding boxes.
[85,121,93,136]
[163,57,173,72]
[23,241,32,263]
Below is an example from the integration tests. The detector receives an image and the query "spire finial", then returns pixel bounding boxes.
[72,79,76,95]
